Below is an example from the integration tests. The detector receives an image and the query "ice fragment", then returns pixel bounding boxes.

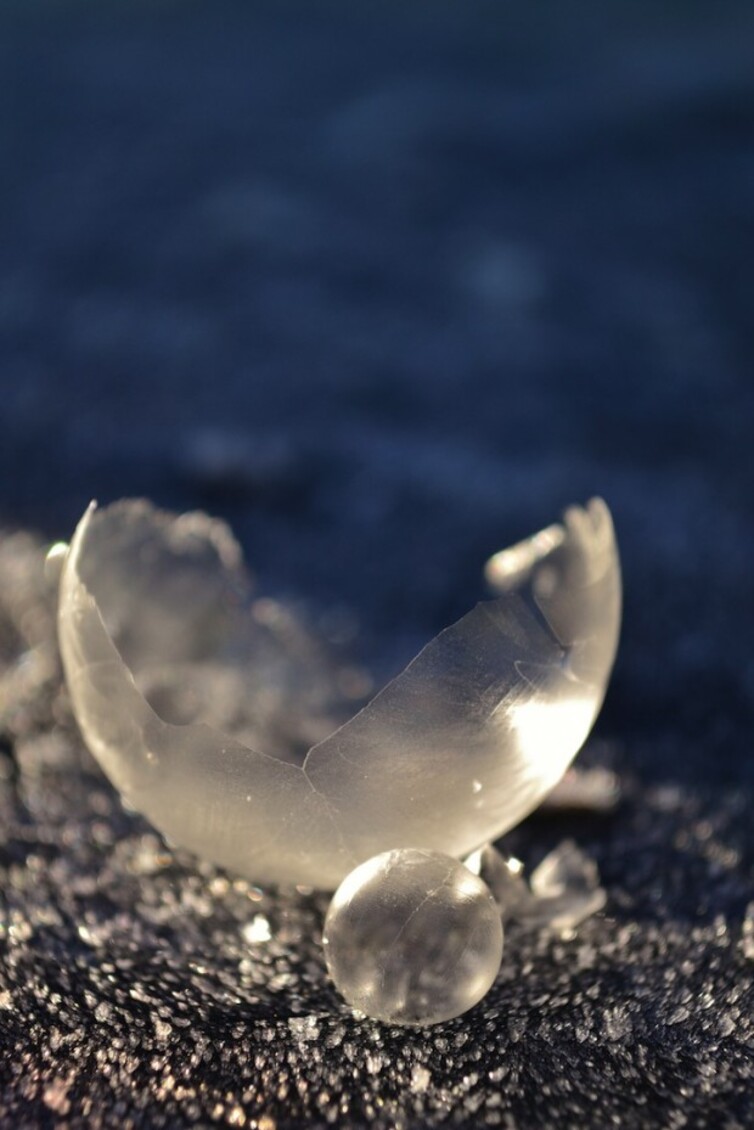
[467,841,606,934]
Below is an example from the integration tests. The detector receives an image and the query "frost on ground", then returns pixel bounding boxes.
[0,531,753,1128]
[1,0,754,1124]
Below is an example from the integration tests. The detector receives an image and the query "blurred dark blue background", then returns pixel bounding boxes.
[2,0,753,785]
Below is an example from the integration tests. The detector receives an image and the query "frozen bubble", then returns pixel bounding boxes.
[322,849,504,1026]
[58,498,620,889]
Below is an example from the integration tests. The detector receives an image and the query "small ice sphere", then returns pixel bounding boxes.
[322,849,504,1026]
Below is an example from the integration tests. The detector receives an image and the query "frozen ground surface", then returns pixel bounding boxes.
[1,1,754,1125]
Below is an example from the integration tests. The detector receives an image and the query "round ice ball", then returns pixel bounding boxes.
[322,848,504,1025]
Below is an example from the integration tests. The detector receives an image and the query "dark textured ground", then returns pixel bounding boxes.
[1,2,754,1126]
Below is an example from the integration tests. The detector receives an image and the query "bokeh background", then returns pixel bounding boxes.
[1,2,754,1126]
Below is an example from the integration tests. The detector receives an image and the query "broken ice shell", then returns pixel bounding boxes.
[57,497,621,889]
[323,849,504,1026]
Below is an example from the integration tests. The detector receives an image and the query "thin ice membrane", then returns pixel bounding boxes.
[58,498,621,889]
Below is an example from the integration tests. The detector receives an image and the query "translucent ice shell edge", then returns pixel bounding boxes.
[58,498,621,890]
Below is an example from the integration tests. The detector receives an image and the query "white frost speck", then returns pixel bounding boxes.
[603,1006,632,1041]
[43,1078,71,1115]
[94,1001,112,1024]
[242,915,272,944]
[153,1017,172,1041]
[411,1064,432,1092]
[366,1053,384,1075]
[288,1016,320,1041]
